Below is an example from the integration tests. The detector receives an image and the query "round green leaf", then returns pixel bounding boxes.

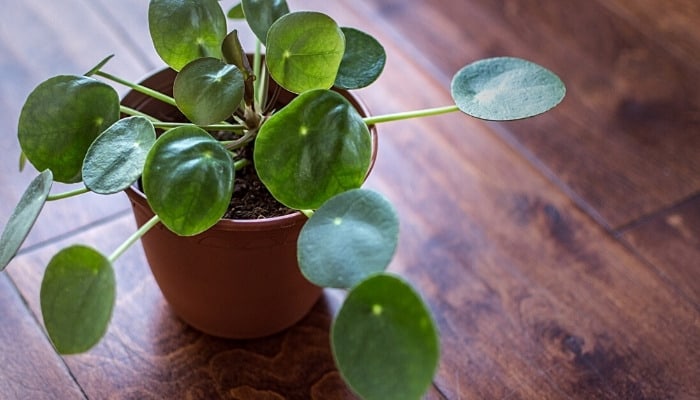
[451,57,566,121]
[335,27,386,90]
[82,117,156,194]
[0,170,53,271]
[254,89,371,210]
[266,12,345,93]
[174,58,245,125]
[40,245,115,354]
[18,75,119,183]
[149,0,227,71]
[332,274,440,400]
[241,0,289,44]
[298,189,398,288]
[142,126,234,236]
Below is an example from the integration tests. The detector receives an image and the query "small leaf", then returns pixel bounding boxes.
[82,116,156,194]
[335,27,386,90]
[149,0,227,71]
[227,3,245,19]
[0,170,53,271]
[40,245,116,354]
[142,126,234,236]
[241,0,289,44]
[222,30,253,75]
[254,89,371,210]
[174,58,245,125]
[451,57,566,121]
[18,75,120,183]
[298,189,398,288]
[266,12,345,93]
[332,274,440,400]
[84,54,114,76]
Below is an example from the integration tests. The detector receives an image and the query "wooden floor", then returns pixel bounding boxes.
[1,0,698,398]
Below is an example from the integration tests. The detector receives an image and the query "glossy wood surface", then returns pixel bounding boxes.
[1,1,698,398]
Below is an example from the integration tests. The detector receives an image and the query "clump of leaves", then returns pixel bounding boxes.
[0,0,565,399]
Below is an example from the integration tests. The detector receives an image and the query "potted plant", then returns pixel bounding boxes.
[0,0,565,399]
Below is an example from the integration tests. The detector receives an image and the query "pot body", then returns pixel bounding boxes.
[122,68,376,338]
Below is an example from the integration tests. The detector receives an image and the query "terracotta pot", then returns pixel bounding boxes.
[122,68,378,338]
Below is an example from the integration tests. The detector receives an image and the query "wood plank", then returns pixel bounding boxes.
[599,0,700,63]
[621,195,700,308]
[0,274,86,400]
[348,0,700,230]
[363,75,700,399]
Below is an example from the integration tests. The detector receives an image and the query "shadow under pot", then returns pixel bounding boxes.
[122,68,378,339]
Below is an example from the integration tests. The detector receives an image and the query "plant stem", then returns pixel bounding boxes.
[233,158,250,171]
[46,186,90,201]
[362,105,460,125]
[253,40,263,108]
[120,105,161,122]
[108,214,160,263]
[95,70,177,107]
[152,122,245,132]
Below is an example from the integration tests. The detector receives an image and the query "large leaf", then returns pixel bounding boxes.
[332,274,440,400]
[174,57,245,125]
[298,189,398,288]
[254,89,371,210]
[266,12,345,93]
[82,117,156,194]
[18,75,119,183]
[451,57,566,120]
[142,126,234,236]
[149,0,227,71]
[40,245,116,354]
[335,27,386,90]
[241,0,289,44]
[0,170,53,271]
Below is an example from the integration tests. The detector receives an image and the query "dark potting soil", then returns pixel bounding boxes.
[224,160,295,220]
[223,145,295,220]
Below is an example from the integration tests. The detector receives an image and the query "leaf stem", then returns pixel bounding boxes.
[95,70,177,107]
[46,186,90,201]
[301,209,314,218]
[120,105,161,122]
[362,105,460,125]
[233,158,250,171]
[108,214,160,263]
[152,122,246,132]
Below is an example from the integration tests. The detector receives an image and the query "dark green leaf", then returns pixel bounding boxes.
[227,3,244,19]
[241,0,289,44]
[298,189,398,288]
[451,57,566,120]
[40,245,115,354]
[142,126,234,236]
[254,89,371,210]
[0,170,53,271]
[18,75,120,183]
[335,27,386,89]
[174,58,245,125]
[82,117,156,194]
[266,12,345,93]
[332,274,440,400]
[149,0,227,71]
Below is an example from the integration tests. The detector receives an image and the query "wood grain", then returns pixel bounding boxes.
[0,274,85,400]
[621,195,700,309]
[349,0,700,230]
[355,42,700,399]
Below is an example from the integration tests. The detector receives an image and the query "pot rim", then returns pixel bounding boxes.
[123,67,379,231]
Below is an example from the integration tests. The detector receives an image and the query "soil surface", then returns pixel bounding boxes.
[223,145,295,220]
